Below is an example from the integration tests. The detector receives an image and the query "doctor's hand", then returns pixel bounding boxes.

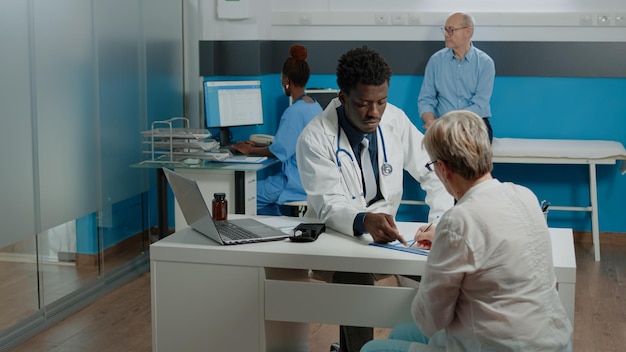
[413,223,436,250]
[364,213,405,245]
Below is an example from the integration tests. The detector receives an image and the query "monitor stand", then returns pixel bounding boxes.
[219,127,232,147]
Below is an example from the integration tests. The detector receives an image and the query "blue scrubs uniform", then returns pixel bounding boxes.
[257,99,322,215]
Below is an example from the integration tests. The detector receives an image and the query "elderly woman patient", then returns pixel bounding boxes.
[361,110,572,352]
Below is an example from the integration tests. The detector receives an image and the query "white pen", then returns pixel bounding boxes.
[409,222,433,248]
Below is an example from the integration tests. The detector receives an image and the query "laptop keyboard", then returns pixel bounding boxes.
[218,223,259,240]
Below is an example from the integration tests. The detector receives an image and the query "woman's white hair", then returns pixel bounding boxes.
[422,110,492,180]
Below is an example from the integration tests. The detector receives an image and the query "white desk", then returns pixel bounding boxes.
[150,217,576,352]
[492,137,626,262]
[131,159,279,237]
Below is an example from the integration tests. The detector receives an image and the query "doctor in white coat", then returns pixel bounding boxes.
[295,46,454,352]
[296,48,452,241]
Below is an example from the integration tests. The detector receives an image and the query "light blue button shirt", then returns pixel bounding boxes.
[418,44,495,119]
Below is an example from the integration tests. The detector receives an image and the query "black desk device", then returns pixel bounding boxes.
[289,223,326,242]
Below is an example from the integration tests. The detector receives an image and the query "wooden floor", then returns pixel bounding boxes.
[9,232,626,352]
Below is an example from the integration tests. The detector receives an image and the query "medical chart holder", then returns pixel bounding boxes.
[139,117,222,165]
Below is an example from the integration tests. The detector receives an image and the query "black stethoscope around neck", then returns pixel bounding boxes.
[335,123,393,177]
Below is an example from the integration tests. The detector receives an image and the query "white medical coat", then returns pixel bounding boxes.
[296,98,453,236]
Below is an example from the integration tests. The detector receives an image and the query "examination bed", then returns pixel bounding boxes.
[492,137,626,261]
[401,137,626,261]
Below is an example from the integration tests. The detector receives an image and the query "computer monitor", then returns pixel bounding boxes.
[204,80,264,146]
[289,88,339,109]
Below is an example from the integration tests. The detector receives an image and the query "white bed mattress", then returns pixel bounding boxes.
[492,137,626,174]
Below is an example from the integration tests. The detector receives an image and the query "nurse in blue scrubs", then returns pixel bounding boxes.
[231,44,323,215]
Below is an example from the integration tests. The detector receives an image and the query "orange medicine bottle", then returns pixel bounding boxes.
[212,193,227,221]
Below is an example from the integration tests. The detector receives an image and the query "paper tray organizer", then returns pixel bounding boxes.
[139,117,227,165]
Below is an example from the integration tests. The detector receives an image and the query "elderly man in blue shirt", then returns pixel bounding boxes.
[418,12,495,142]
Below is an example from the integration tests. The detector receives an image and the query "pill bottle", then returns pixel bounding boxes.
[212,193,227,222]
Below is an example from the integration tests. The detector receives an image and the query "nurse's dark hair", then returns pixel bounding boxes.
[282,44,311,87]
[336,46,392,94]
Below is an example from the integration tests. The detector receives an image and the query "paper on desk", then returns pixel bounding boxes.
[255,217,302,234]
[220,155,268,163]
[369,240,429,256]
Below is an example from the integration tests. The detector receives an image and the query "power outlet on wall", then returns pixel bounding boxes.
[390,13,406,25]
[374,13,389,25]
[298,13,312,25]
[596,14,612,26]
[579,14,593,26]
[407,12,420,25]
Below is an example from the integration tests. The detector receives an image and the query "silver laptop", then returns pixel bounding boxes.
[162,168,290,244]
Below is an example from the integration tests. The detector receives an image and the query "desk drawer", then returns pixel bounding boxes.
[265,280,415,327]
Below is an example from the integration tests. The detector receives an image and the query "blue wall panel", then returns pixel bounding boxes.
[250,74,626,232]
[491,77,626,140]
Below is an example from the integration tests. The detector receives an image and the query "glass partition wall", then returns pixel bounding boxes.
[0,0,182,347]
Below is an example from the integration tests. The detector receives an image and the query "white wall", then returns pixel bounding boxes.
[183,0,626,123]
[199,0,273,40]
[195,0,626,42]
